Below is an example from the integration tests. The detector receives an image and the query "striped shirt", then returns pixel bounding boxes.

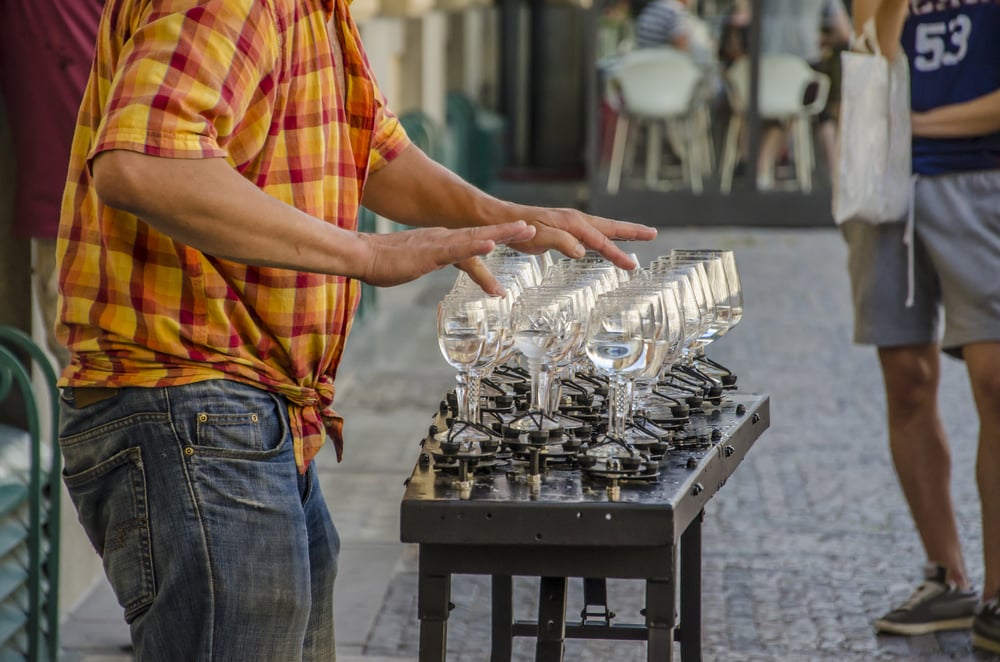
[634,0,688,49]
[56,0,410,470]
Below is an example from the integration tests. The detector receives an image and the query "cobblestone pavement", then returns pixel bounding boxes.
[352,228,997,661]
[59,227,999,662]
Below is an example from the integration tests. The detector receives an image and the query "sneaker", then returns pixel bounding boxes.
[874,564,978,635]
[973,596,1000,654]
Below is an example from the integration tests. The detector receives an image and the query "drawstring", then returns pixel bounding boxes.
[903,174,918,308]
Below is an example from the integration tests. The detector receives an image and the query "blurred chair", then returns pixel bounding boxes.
[605,47,710,195]
[719,54,830,193]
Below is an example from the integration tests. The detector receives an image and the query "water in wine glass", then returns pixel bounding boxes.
[513,328,554,360]
[439,328,485,367]
[587,331,644,373]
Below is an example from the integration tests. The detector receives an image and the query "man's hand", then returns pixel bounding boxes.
[503,206,657,271]
[357,221,536,295]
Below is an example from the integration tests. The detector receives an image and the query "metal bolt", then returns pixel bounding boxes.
[735,403,747,416]
[751,413,760,424]
[692,483,703,496]
[724,445,735,457]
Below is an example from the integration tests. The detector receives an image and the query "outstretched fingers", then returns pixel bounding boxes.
[433,222,535,294]
[568,215,657,269]
[517,210,656,270]
[475,220,537,246]
[437,221,534,266]
[454,256,504,296]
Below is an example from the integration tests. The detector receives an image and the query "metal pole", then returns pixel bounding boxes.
[747,0,763,192]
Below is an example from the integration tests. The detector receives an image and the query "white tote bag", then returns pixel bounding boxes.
[832,20,911,225]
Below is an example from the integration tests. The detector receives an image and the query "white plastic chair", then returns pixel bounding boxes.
[605,47,710,195]
[719,54,831,193]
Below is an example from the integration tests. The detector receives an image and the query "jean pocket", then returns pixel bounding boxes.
[190,398,288,461]
[63,446,155,623]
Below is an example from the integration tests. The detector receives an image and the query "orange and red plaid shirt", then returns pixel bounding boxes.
[56,0,410,471]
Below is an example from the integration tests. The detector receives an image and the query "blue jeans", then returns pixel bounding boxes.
[59,380,339,661]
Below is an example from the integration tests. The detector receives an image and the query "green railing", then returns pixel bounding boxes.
[0,327,60,661]
[399,110,446,164]
[445,91,505,191]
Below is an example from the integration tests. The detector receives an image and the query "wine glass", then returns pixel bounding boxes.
[436,295,488,445]
[627,279,684,446]
[508,291,575,431]
[648,260,717,407]
[583,293,658,460]
[670,249,744,385]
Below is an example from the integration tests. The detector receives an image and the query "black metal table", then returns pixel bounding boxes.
[400,391,770,662]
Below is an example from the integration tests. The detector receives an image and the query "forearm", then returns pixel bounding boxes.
[912,89,1000,138]
[361,145,515,229]
[360,140,657,269]
[851,0,908,60]
[92,150,371,277]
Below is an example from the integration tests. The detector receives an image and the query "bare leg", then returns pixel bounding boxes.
[962,342,1000,599]
[878,344,970,589]
[755,124,785,190]
[817,119,837,179]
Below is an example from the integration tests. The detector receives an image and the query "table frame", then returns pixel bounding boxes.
[401,393,770,661]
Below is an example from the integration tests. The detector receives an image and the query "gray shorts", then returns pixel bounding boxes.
[841,170,1000,356]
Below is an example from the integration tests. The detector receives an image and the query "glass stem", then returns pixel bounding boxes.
[455,372,471,422]
[608,376,631,440]
[624,378,636,432]
[467,373,483,424]
[536,365,553,415]
[528,358,544,412]
[543,367,562,416]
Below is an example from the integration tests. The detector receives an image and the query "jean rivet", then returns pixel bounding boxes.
[250,414,258,423]
[197,413,208,423]
[184,447,195,457]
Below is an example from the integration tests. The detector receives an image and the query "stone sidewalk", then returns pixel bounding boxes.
[59,227,998,661]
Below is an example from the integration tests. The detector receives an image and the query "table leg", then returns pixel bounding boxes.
[417,559,451,662]
[535,576,567,662]
[679,511,703,662]
[646,576,676,661]
[491,575,513,662]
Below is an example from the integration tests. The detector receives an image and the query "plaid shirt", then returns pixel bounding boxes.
[56,0,410,470]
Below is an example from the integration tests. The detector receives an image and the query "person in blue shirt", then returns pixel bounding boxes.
[846,0,1000,652]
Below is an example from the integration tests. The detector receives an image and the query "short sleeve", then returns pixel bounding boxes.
[366,81,411,172]
[91,0,280,163]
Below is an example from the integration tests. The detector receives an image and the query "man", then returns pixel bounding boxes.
[846,0,1000,653]
[55,0,657,659]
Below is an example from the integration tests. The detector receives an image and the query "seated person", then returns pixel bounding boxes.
[633,0,715,68]
[756,0,851,189]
